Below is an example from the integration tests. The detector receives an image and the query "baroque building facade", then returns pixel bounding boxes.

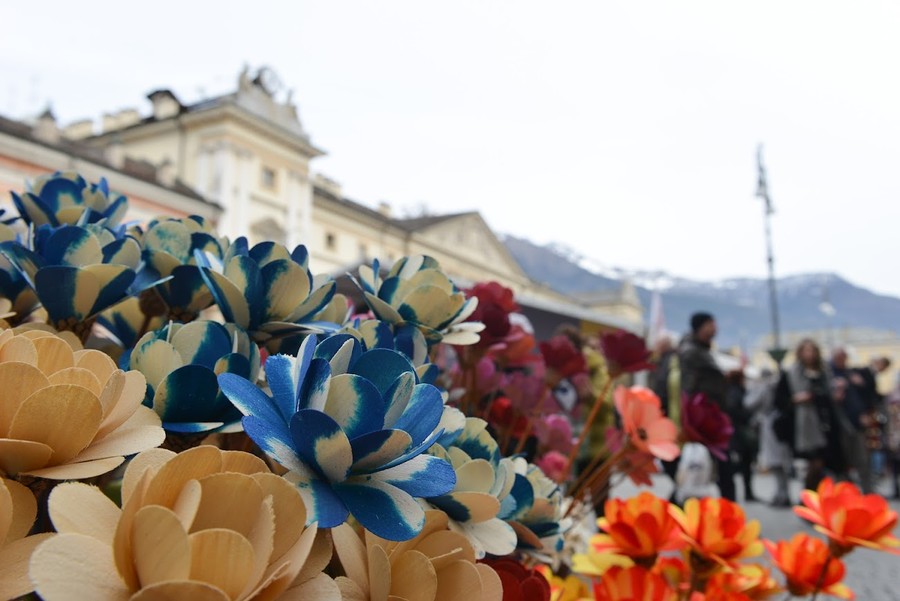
[1,67,644,337]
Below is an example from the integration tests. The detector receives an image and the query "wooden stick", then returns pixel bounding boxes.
[560,377,614,482]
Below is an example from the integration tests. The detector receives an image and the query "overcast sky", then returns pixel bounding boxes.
[3,1,900,296]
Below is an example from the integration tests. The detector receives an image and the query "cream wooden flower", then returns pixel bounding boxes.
[0,478,53,599]
[332,510,502,601]
[0,328,164,480]
[30,446,340,601]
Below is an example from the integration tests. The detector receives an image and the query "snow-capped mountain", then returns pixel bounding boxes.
[504,235,900,348]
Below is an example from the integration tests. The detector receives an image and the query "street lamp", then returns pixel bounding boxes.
[755,145,786,366]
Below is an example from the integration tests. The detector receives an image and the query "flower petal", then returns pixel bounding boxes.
[335,478,425,541]
[290,409,352,482]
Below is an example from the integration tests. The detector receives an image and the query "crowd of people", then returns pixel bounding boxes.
[651,311,900,507]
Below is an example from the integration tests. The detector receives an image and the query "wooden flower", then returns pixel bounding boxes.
[669,498,763,572]
[196,237,337,343]
[96,297,166,350]
[0,223,150,335]
[331,510,502,601]
[765,534,853,599]
[507,458,567,553]
[599,330,653,377]
[30,446,339,601]
[136,216,227,322]
[704,564,782,600]
[0,477,53,599]
[11,171,128,228]
[219,335,456,541]
[588,492,683,566]
[793,477,899,556]
[426,418,519,558]
[481,557,551,601]
[354,255,484,346]
[129,321,260,434]
[0,222,39,324]
[0,328,163,480]
[591,566,677,601]
[613,386,679,462]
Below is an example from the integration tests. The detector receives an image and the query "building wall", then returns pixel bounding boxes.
[0,131,218,226]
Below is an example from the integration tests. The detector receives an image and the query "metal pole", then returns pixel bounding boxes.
[756,145,786,365]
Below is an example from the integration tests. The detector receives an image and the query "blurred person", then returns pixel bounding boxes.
[786,339,843,491]
[725,369,759,502]
[855,356,891,479]
[885,373,900,499]
[679,312,734,500]
[830,348,873,493]
[749,368,793,507]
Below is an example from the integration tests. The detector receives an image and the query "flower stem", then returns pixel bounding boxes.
[512,410,537,456]
[561,376,614,482]
[567,442,610,494]
[810,552,833,601]
[564,446,627,518]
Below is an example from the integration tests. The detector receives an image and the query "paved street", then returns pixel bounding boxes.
[610,470,900,599]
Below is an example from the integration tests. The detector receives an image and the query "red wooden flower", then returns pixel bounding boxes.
[681,392,733,461]
[600,330,654,377]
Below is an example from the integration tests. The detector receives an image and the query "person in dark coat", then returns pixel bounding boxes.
[678,312,735,500]
[830,348,873,493]
[724,369,759,502]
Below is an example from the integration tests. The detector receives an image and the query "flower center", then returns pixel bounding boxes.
[637,427,648,441]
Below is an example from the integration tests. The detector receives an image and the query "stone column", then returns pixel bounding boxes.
[211,141,236,238]
[195,144,211,198]
[286,170,313,250]
[234,148,254,241]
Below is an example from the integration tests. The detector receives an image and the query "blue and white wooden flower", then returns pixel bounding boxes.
[218,334,457,541]
[195,237,338,343]
[0,224,154,334]
[96,297,165,349]
[136,215,227,321]
[11,171,128,228]
[343,318,440,384]
[424,417,521,557]
[508,458,569,554]
[0,223,39,322]
[128,320,260,433]
[354,255,484,346]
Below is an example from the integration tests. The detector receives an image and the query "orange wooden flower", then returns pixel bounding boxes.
[592,566,677,601]
[670,498,763,570]
[705,564,782,599]
[613,386,679,461]
[794,477,899,556]
[591,492,683,564]
[765,534,854,600]
[535,566,592,601]
[652,556,690,594]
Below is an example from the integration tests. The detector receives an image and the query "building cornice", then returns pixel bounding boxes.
[86,101,325,160]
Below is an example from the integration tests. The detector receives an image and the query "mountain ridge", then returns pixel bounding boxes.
[503,235,900,348]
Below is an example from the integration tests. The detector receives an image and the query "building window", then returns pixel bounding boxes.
[325,232,336,250]
[261,167,277,190]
